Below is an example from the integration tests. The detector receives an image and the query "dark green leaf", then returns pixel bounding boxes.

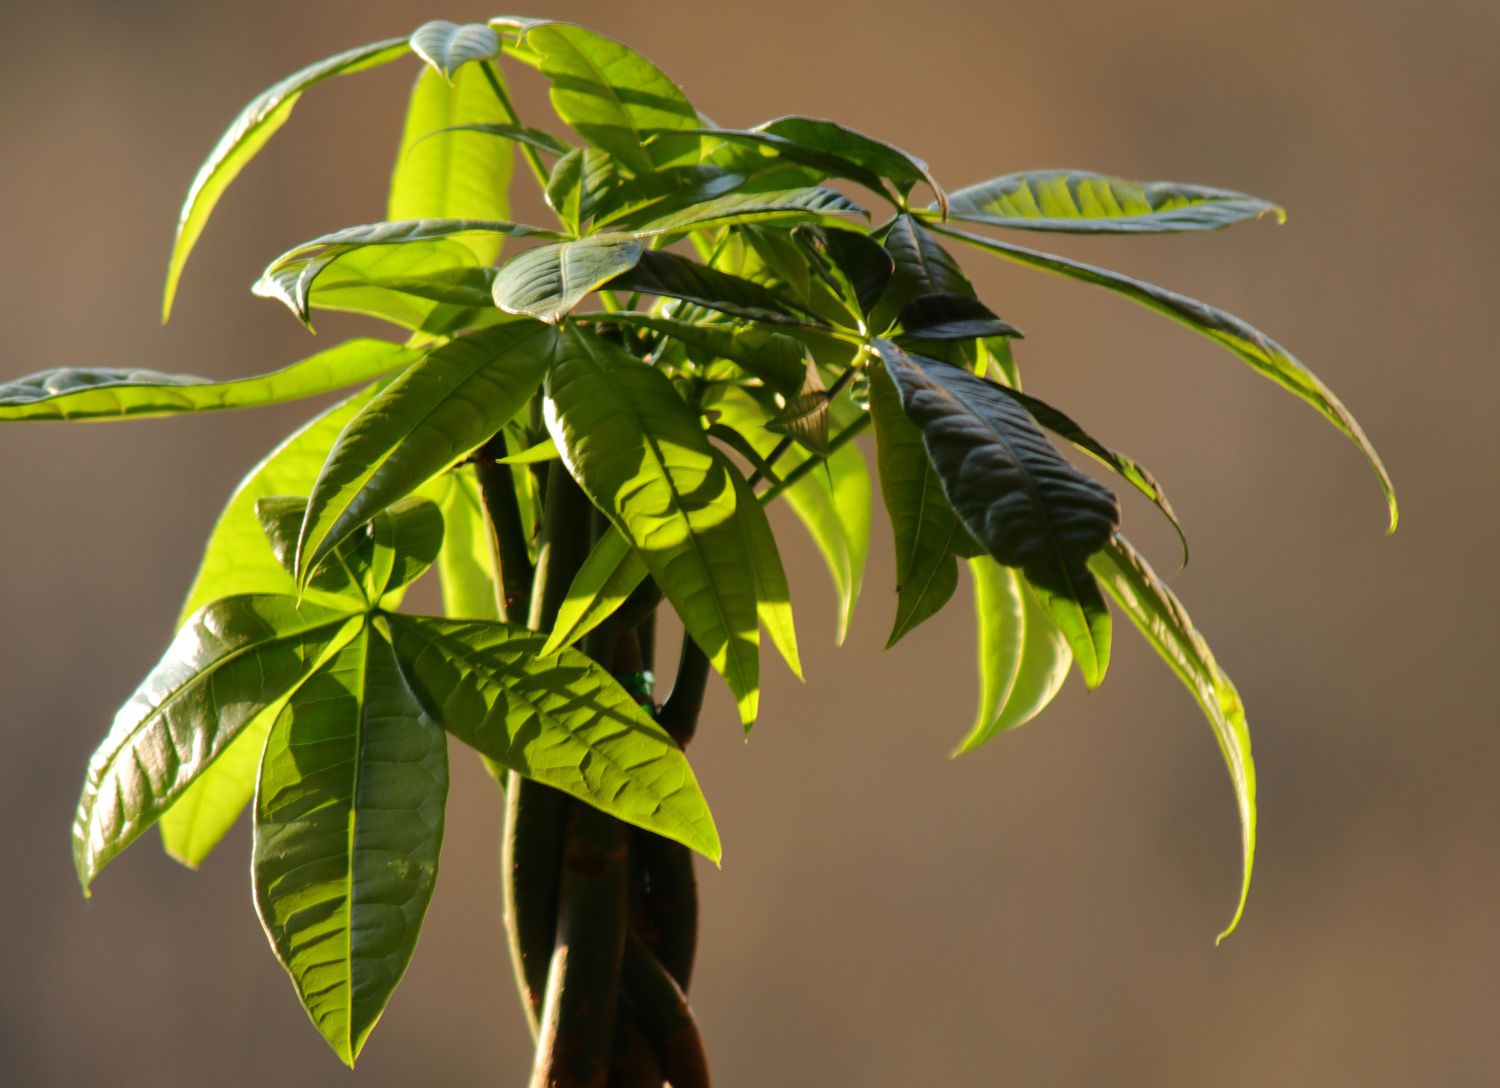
[492,235,644,323]
[874,213,974,331]
[409,20,500,79]
[693,127,891,196]
[1089,534,1254,942]
[164,36,410,319]
[545,330,760,726]
[589,166,743,229]
[600,312,807,396]
[611,249,825,327]
[898,293,1021,341]
[0,339,414,422]
[929,221,1398,532]
[944,170,1284,234]
[298,322,557,585]
[956,558,1071,753]
[609,186,864,238]
[388,614,720,860]
[814,226,895,316]
[876,340,1118,684]
[758,116,945,208]
[525,22,701,175]
[253,622,447,1066]
[74,596,357,893]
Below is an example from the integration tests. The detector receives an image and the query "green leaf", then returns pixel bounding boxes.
[874,214,974,332]
[728,470,802,679]
[876,340,1118,684]
[612,249,824,327]
[898,293,1021,341]
[418,121,572,157]
[0,339,414,422]
[409,20,500,79]
[868,364,968,646]
[541,527,648,656]
[433,469,503,621]
[825,440,872,644]
[253,621,447,1066]
[164,36,410,319]
[757,116,945,208]
[388,63,517,265]
[544,147,619,233]
[928,221,1398,532]
[388,614,720,861]
[1088,534,1254,943]
[178,386,381,624]
[545,330,760,726]
[995,383,1190,568]
[158,705,276,869]
[298,322,557,585]
[608,186,864,238]
[525,22,701,175]
[601,312,807,396]
[694,127,892,197]
[74,596,358,893]
[588,165,742,229]
[492,235,644,323]
[807,225,895,317]
[944,170,1284,234]
[956,558,1071,754]
[275,242,492,333]
[255,219,558,326]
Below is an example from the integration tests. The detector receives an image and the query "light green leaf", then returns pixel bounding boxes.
[419,122,572,157]
[541,527,648,656]
[956,558,1071,754]
[605,313,807,395]
[929,221,1398,532]
[74,596,358,893]
[298,321,557,586]
[388,614,720,861]
[1089,534,1254,943]
[158,705,275,869]
[277,241,492,333]
[545,330,760,726]
[388,63,517,265]
[164,36,410,319]
[433,469,502,621]
[253,622,447,1066]
[944,170,1284,234]
[545,147,619,233]
[0,339,414,422]
[729,470,802,679]
[526,22,701,175]
[492,235,644,323]
[610,186,864,239]
[409,20,500,79]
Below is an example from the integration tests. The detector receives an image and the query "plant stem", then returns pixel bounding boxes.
[757,414,871,505]
[657,635,709,748]
[475,436,533,623]
[635,830,698,992]
[620,933,711,1088]
[481,61,550,191]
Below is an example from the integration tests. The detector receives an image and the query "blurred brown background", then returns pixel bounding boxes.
[1,1,1495,1084]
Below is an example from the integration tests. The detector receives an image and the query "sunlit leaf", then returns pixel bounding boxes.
[409,20,500,79]
[945,170,1284,234]
[608,186,864,238]
[164,36,410,319]
[541,527,648,656]
[611,249,824,326]
[757,116,944,208]
[601,311,807,396]
[418,121,572,157]
[492,235,644,323]
[544,147,619,233]
[433,468,502,621]
[253,621,447,1066]
[729,470,802,679]
[1088,534,1254,943]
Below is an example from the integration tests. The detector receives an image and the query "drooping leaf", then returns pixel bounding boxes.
[540,527,649,655]
[898,293,1021,341]
[388,63,517,265]
[163,36,410,319]
[255,219,558,325]
[956,558,1071,754]
[693,127,892,197]
[609,186,864,238]
[1088,534,1254,943]
[601,311,807,396]
[409,20,500,79]
[492,235,644,322]
[868,364,969,646]
[253,621,447,1066]
[929,221,1398,531]
[74,596,358,892]
[757,116,945,208]
[728,470,802,679]
[545,329,760,726]
[388,614,720,860]
[876,340,1118,684]
[298,321,557,586]
[944,170,1284,234]
[0,339,414,422]
[611,249,824,327]
[525,22,701,175]
[544,147,619,233]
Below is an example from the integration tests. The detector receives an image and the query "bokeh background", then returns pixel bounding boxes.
[2,1,1495,1084]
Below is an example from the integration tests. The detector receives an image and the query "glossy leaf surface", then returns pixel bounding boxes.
[729,469,803,679]
[930,222,1398,531]
[1089,534,1254,942]
[612,186,863,238]
[541,527,648,656]
[389,615,720,860]
[612,249,823,326]
[545,330,760,725]
[759,116,943,206]
[603,312,806,395]
[0,339,414,422]
[945,170,1284,233]
[253,623,447,1066]
[409,20,500,78]
[492,235,644,322]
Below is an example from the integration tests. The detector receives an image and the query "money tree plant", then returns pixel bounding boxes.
[6,15,1395,1086]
